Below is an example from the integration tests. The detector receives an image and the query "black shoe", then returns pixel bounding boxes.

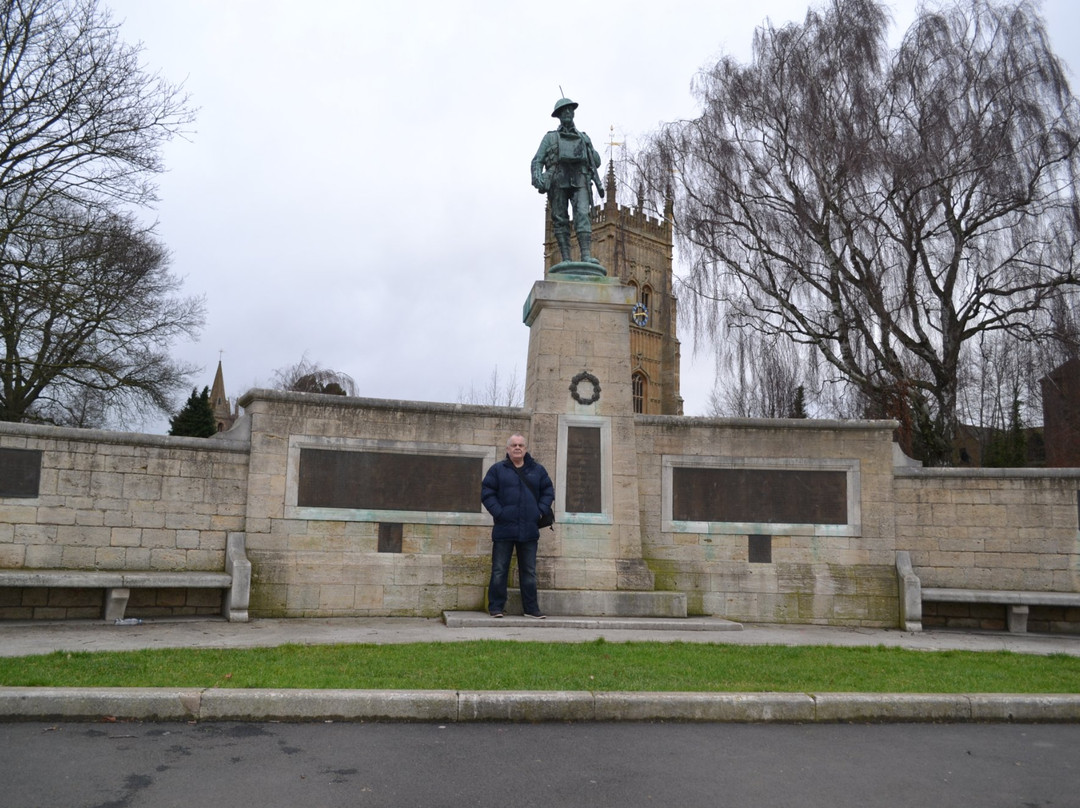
[524,611,546,619]
[489,611,504,618]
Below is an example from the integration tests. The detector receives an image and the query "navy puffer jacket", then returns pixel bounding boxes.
[481,453,554,542]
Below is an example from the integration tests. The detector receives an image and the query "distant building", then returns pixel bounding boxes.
[209,360,240,433]
[1041,357,1080,467]
[953,423,1045,468]
[543,163,683,415]
[953,423,987,467]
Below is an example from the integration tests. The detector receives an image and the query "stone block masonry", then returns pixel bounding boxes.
[635,416,902,627]
[236,390,529,618]
[894,468,1080,594]
[2,393,1078,629]
[0,422,249,619]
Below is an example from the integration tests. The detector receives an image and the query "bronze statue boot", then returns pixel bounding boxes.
[578,233,599,264]
[555,234,573,263]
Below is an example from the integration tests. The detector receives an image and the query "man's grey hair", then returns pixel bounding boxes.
[506,434,527,448]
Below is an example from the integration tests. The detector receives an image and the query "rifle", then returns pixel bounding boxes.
[585,133,605,199]
[590,163,605,199]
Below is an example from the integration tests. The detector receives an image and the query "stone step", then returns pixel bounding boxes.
[443,611,743,631]
[494,589,688,618]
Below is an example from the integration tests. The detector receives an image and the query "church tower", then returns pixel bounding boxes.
[542,159,683,415]
[209,360,239,433]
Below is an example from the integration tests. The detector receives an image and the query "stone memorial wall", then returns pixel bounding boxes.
[894,467,1080,630]
[634,416,900,626]
[0,422,249,619]
[0,391,1077,627]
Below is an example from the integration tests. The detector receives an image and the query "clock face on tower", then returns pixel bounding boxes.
[631,303,649,327]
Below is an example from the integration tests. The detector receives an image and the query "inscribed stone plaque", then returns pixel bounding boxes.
[0,448,42,498]
[297,449,481,512]
[672,467,847,525]
[565,426,602,514]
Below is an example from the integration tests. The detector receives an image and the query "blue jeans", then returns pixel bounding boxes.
[488,540,539,614]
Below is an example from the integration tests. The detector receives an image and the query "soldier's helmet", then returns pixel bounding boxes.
[551,97,578,117]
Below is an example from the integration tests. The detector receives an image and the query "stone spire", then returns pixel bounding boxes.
[209,359,237,433]
[604,158,617,214]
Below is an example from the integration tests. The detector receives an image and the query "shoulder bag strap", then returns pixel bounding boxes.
[512,464,540,505]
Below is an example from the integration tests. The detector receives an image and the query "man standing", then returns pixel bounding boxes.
[531,97,604,264]
[481,434,554,618]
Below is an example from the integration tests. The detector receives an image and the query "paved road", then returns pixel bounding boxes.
[2,720,1077,807]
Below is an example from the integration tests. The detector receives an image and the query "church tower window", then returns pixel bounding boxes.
[632,372,647,414]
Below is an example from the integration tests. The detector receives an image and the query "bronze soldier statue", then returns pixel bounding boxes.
[531,97,604,264]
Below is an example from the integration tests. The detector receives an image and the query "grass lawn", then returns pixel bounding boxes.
[1,640,1078,693]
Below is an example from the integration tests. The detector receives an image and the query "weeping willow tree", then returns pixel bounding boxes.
[638,0,1080,464]
[272,356,358,396]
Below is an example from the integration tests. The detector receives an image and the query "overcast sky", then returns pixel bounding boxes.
[100,0,1080,432]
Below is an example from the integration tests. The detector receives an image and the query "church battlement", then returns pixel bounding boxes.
[590,200,671,238]
[540,163,682,416]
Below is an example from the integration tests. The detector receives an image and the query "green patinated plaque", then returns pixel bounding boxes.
[378,523,403,553]
[0,448,42,498]
[298,449,481,513]
[748,534,773,563]
[673,467,847,525]
[565,426,602,514]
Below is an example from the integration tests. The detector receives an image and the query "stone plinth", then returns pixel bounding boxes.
[523,277,635,415]
[501,588,687,617]
[522,277,652,598]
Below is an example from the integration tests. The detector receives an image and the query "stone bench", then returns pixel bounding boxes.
[896,551,1080,633]
[0,532,250,622]
[921,587,1080,633]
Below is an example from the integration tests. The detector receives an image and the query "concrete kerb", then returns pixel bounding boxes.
[966,694,1080,722]
[200,689,459,723]
[812,693,972,723]
[595,692,817,722]
[3,688,1080,723]
[0,688,201,722]
[458,690,596,722]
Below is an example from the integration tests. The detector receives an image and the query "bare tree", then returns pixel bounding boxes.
[956,286,1078,462]
[707,329,817,418]
[458,366,522,407]
[0,203,202,424]
[0,0,194,218]
[272,355,358,396]
[639,0,1080,464]
[1045,288,1080,363]
[0,0,200,425]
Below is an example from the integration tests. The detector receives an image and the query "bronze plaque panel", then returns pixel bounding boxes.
[0,448,42,498]
[672,467,847,525]
[297,449,481,512]
[378,523,403,553]
[565,426,602,514]
[748,534,773,563]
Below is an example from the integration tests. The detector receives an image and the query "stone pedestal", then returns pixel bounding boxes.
[523,276,636,414]
[522,276,679,615]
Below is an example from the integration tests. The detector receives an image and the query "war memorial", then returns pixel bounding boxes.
[1,99,1078,634]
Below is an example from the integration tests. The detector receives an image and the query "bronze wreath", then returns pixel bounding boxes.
[569,371,601,405]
